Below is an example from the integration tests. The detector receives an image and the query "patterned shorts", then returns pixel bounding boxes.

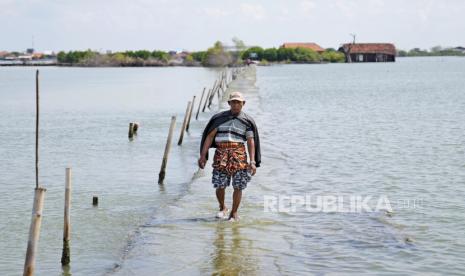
[212,169,251,190]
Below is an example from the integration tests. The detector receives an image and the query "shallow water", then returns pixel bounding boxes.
[1,58,465,275]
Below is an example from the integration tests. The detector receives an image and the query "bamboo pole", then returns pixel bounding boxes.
[224,73,227,89]
[128,123,134,140]
[133,122,139,134]
[35,70,39,189]
[158,116,176,184]
[208,80,218,108]
[217,75,222,97]
[195,88,206,120]
[23,69,46,276]
[186,95,196,132]
[61,168,72,265]
[23,187,46,276]
[202,89,212,112]
[177,101,192,145]
[208,85,217,108]
[92,196,98,206]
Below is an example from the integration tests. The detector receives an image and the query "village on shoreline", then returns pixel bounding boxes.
[1,39,465,67]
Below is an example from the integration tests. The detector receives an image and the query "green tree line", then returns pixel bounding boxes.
[398,46,465,57]
[56,41,346,66]
[238,46,344,63]
[57,50,171,65]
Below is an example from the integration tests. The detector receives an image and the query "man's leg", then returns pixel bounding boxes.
[229,169,250,220]
[216,187,227,211]
[229,188,242,220]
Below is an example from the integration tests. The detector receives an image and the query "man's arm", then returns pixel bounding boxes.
[198,128,217,169]
[247,137,257,175]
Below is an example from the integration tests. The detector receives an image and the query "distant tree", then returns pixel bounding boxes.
[321,50,345,62]
[191,51,206,62]
[293,47,321,62]
[430,45,442,53]
[112,53,127,64]
[262,48,278,62]
[277,47,295,62]
[151,50,169,62]
[57,51,67,63]
[203,41,232,66]
[134,50,151,60]
[232,37,246,52]
[397,50,408,57]
[241,46,264,60]
[55,50,97,64]
[408,48,429,56]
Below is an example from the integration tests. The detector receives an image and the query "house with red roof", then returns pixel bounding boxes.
[338,43,396,62]
[281,42,325,53]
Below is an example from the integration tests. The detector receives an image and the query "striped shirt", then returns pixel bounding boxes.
[215,116,254,143]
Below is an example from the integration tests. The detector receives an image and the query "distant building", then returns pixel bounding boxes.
[32,53,44,59]
[451,46,465,53]
[0,51,9,59]
[281,42,325,53]
[338,43,396,62]
[26,48,34,54]
[18,55,33,61]
[177,51,190,58]
[43,50,55,56]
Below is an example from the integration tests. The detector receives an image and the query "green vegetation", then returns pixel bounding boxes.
[201,41,232,67]
[398,46,465,57]
[239,46,344,63]
[55,39,347,67]
[57,49,172,66]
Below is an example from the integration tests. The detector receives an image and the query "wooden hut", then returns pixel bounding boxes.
[338,43,396,62]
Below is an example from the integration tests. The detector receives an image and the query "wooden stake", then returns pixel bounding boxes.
[133,122,139,134]
[177,101,192,145]
[208,89,215,108]
[92,196,98,206]
[202,89,212,112]
[23,187,46,276]
[186,95,196,132]
[195,88,206,120]
[35,70,39,189]
[208,80,218,108]
[61,168,72,265]
[128,123,134,140]
[158,116,176,184]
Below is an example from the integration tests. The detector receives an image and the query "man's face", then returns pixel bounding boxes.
[229,100,244,114]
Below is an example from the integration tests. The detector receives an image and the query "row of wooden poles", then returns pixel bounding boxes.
[23,66,246,276]
[157,66,245,184]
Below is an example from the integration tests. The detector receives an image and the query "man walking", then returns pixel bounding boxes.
[198,91,261,222]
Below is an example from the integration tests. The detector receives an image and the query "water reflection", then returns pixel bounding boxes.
[61,264,72,276]
[210,223,259,275]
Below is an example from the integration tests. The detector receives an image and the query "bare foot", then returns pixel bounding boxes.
[228,212,240,222]
[216,207,229,219]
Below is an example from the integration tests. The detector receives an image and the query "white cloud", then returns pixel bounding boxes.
[300,0,316,14]
[1,0,465,51]
[239,3,266,21]
[417,0,434,22]
[202,7,230,18]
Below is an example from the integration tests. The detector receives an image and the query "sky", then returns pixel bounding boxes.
[1,0,464,52]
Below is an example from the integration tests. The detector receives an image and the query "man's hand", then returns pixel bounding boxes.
[248,162,257,176]
[198,156,207,169]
